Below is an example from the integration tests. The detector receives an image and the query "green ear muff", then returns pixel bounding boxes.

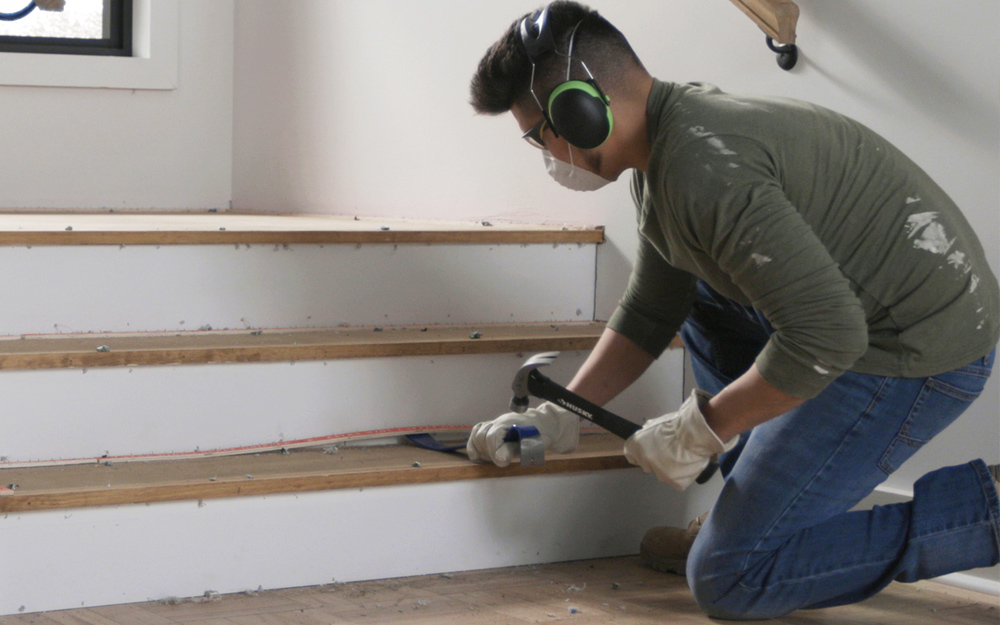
[547,80,613,150]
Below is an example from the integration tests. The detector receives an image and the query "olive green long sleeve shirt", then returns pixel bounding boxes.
[608,80,998,398]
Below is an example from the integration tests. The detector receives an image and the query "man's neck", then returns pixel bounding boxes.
[618,74,654,173]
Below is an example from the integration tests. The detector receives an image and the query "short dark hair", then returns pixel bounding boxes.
[470,1,644,115]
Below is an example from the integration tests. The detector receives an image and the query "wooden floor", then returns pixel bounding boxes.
[3,557,996,624]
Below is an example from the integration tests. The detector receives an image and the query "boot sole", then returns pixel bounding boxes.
[639,546,687,576]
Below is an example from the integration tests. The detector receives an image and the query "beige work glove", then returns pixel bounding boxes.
[466,402,580,467]
[623,389,738,491]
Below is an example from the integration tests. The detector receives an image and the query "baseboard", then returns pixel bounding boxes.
[934,571,1000,596]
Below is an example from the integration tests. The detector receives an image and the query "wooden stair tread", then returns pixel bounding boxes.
[0,322,610,370]
[0,212,604,246]
[0,433,633,512]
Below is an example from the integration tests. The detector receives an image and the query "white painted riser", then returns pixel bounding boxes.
[0,350,685,464]
[0,243,596,335]
[0,470,724,616]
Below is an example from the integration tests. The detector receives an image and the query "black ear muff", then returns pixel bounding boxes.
[547,80,613,150]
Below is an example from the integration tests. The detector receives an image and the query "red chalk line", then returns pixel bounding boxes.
[0,425,609,470]
[0,425,473,470]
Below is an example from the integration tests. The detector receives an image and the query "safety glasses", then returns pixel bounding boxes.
[522,117,550,149]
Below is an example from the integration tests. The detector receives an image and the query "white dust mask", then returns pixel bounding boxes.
[541,149,611,192]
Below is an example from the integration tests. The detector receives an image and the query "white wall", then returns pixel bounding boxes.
[232,0,999,585]
[231,0,997,244]
[0,1,234,211]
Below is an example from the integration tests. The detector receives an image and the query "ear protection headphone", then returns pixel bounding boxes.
[519,5,613,150]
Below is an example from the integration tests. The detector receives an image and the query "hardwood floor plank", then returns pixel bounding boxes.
[2,615,66,625]
[226,611,338,625]
[3,557,996,625]
[85,605,175,625]
[37,610,119,625]
[144,595,303,624]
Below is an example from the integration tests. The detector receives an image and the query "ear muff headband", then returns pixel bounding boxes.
[519,6,554,63]
[548,80,613,150]
[518,5,614,150]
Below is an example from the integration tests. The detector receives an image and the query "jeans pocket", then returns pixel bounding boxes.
[877,372,987,475]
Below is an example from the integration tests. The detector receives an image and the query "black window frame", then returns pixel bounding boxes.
[0,0,132,57]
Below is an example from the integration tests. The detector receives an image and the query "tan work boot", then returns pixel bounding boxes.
[640,512,709,575]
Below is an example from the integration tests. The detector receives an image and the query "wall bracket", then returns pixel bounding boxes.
[729,0,800,71]
[766,35,798,70]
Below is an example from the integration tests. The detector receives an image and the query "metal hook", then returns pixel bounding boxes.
[766,36,798,71]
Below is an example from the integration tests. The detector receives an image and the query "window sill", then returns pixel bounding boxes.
[0,0,177,90]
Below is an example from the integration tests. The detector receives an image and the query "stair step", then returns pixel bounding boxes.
[0,322,607,370]
[0,432,630,513]
[0,212,604,246]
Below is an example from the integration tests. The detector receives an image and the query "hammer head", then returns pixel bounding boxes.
[509,351,559,413]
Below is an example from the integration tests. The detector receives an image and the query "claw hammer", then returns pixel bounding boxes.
[510,352,719,484]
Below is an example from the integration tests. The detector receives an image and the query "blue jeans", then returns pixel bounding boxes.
[679,281,999,620]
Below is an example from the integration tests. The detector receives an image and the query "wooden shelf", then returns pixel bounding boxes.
[0,322,609,371]
[0,433,633,512]
[0,212,604,246]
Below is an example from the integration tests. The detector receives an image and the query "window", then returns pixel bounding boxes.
[0,0,131,56]
[0,0,177,90]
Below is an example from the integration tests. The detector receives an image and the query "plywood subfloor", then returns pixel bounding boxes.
[3,556,996,624]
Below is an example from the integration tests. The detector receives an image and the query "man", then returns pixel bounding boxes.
[466,1,1000,620]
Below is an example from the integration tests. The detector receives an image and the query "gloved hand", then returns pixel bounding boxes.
[466,402,580,467]
[623,389,738,491]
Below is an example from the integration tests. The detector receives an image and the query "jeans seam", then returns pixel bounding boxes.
[736,555,898,592]
[925,376,986,402]
[910,519,998,543]
[863,376,893,415]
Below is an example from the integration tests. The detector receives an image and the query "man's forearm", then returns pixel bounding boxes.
[567,327,656,407]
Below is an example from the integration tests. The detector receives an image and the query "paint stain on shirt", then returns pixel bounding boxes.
[707,136,737,156]
[905,211,955,255]
[750,253,772,267]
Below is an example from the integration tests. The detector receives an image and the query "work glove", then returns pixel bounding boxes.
[623,389,738,491]
[467,402,580,467]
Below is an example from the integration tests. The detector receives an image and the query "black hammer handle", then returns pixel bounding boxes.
[526,368,719,484]
[527,369,639,439]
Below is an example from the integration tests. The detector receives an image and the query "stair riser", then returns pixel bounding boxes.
[0,351,684,464]
[0,243,596,335]
[0,470,722,616]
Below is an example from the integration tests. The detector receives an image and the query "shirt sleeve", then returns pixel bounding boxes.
[662,136,869,398]
[607,232,698,358]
